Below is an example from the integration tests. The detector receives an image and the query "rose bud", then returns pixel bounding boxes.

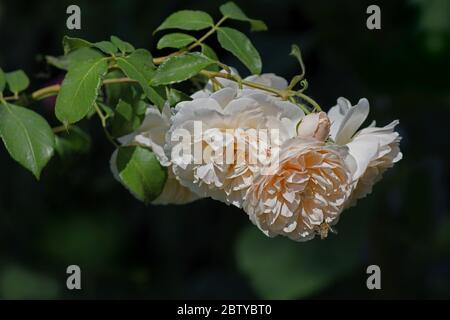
[297,111,331,141]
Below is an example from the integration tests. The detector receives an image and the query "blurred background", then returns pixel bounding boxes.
[0,0,449,299]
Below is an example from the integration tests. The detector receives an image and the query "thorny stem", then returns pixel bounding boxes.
[31,84,61,100]
[52,124,70,133]
[210,77,223,92]
[200,70,320,113]
[294,91,322,112]
[103,77,138,85]
[0,15,321,154]
[94,102,118,148]
[289,96,310,114]
[201,70,280,95]
[187,16,228,51]
[4,70,320,115]
[152,16,228,65]
[2,14,322,138]
[5,72,320,114]
[3,95,17,101]
[152,50,184,65]
[3,78,138,102]
[157,19,321,113]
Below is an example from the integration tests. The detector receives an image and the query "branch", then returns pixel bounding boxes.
[6,78,139,102]
[187,16,228,51]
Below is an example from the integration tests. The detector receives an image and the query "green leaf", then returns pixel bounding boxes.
[217,27,262,74]
[55,57,108,124]
[63,36,93,55]
[157,33,196,49]
[116,49,165,108]
[114,145,167,203]
[5,70,30,95]
[167,88,192,107]
[0,68,5,93]
[55,126,91,159]
[95,41,118,55]
[201,44,218,60]
[0,102,55,179]
[156,10,214,32]
[290,44,305,68]
[110,35,135,53]
[152,52,214,85]
[111,99,146,137]
[67,48,105,69]
[46,48,104,71]
[220,2,267,31]
[288,44,306,89]
[201,44,220,72]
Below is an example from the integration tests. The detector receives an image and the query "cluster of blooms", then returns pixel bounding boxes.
[111,73,402,242]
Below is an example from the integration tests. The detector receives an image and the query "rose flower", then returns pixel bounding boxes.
[243,138,356,241]
[328,97,402,206]
[166,74,305,207]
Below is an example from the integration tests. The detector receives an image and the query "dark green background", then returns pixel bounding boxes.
[0,0,449,299]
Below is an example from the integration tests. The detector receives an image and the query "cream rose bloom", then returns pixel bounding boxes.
[166,74,305,207]
[328,97,402,205]
[243,138,356,241]
[110,104,200,205]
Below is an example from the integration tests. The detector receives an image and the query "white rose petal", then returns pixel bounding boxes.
[328,97,402,206]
